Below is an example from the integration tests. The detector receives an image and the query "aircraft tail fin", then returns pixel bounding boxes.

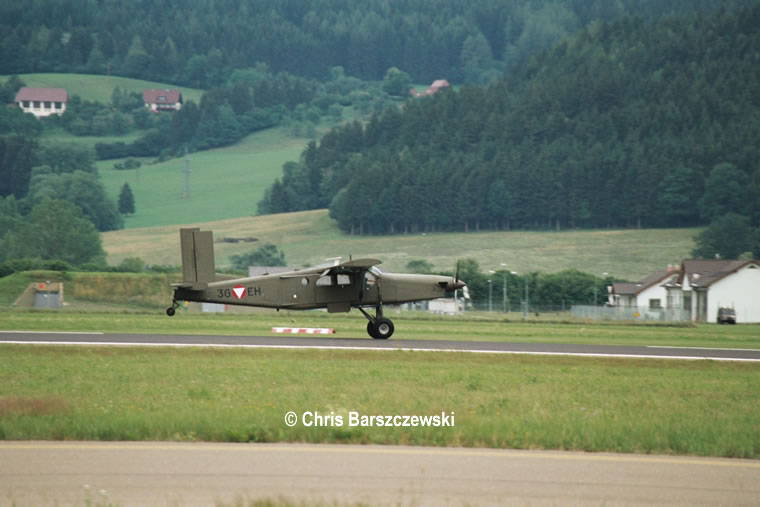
[179,228,216,289]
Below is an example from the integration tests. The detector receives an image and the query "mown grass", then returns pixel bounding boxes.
[97,127,307,229]
[0,345,757,458]
[2,73,203,104]
[2,308,759,349]
[102,209,696,280]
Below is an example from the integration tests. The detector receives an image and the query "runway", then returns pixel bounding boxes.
[1,442,758,506]
[1,330,760,361]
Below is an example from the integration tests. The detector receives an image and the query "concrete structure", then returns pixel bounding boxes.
[143,89,183,112]
[14,282,64,308]
[15,87,68,117]
[664,259,760,323]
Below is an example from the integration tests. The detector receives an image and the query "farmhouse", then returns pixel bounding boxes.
[410,79,450,98]
[663,259,760,323]
[15,87,68,117]
[143,89,183,112]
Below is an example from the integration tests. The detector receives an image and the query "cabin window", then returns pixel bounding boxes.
[301,277,309,287]
[316,276,332,287]
[336,274,351,286]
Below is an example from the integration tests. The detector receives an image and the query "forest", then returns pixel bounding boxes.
[1,0,755,86]
[258,5,760,238]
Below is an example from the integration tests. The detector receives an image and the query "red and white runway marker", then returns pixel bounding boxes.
[271,327,335,335]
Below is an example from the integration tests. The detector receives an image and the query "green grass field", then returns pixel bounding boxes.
[2,307,759,349]
[98,127,306,228]
[0,345,757,458]
[2,73,203,104]
[102,210,697,280]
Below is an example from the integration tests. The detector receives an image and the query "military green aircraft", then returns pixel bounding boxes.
[166,228,466,339]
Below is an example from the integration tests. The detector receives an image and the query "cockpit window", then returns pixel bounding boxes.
[369,266,382,276]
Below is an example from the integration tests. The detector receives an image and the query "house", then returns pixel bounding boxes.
[143,89,183,112]
[15,87,68,117]
[663,259,760,323]
[608,269,679,310]
[410,79,450,98]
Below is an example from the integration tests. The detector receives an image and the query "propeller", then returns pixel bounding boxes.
[445,260,466,291]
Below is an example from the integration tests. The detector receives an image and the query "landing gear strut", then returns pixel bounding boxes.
[359,306,394,339]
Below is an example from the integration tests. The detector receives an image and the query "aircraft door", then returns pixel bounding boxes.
[279,275,317,307]
[315,272,356,304]
[360,271,380,304]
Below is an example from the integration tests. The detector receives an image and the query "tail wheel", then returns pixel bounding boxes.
[166,307,176,317]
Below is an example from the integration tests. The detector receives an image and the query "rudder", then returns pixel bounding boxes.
[179,228,216,289]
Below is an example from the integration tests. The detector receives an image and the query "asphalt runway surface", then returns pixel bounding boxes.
[1,442,759,506]
[2,330,760,361]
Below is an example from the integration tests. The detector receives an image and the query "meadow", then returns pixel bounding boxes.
[102,210,697,280]
[97,127,306,228]
[0,345,757,458]
[4,73,203,104]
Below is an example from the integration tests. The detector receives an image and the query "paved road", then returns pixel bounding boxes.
[1,442,758,506]
[1,330,760,361]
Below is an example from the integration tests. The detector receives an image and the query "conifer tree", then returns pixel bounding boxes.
[118,183,135,215]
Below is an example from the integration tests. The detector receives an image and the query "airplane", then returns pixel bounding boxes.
[166,228,466,339]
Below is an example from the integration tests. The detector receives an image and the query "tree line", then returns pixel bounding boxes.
[1,0,754,88]
[259,5,760,243]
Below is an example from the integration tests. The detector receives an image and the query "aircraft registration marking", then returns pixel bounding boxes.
[218,286,262,299]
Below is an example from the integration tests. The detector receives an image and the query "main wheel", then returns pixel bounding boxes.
[373,318,394,339]
[367,321,378,339]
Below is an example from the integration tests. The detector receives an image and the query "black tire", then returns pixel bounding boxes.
[166,307,176,317]
[367,321,378,338]
[374,318,394,339]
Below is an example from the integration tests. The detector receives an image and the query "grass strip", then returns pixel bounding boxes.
[1,309,759,349]
[0,345,758,459]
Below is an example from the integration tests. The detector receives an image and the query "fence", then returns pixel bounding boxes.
[571,305,691,322]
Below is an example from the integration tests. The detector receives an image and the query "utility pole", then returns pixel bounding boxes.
[183,146,191,199]
[488,279,492,313]
[503,273,507,314]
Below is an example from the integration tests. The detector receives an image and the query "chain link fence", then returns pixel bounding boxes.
[571,305,691,322]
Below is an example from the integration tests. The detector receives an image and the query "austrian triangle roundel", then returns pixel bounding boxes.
[232,285,246,300]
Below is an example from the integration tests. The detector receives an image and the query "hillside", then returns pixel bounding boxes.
[261,5,760,235]
[97,127,306,228]
[1,0,753,86]
[102,209,696,280]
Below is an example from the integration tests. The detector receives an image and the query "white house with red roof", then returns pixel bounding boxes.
[410,79,450,98]
[15,87,68,118]
[143,89,183,112]
[663,259,760,323]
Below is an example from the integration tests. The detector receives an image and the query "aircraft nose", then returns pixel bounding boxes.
[444,278,466,291]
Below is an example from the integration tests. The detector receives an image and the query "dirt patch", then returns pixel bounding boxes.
[0,397,69,416]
